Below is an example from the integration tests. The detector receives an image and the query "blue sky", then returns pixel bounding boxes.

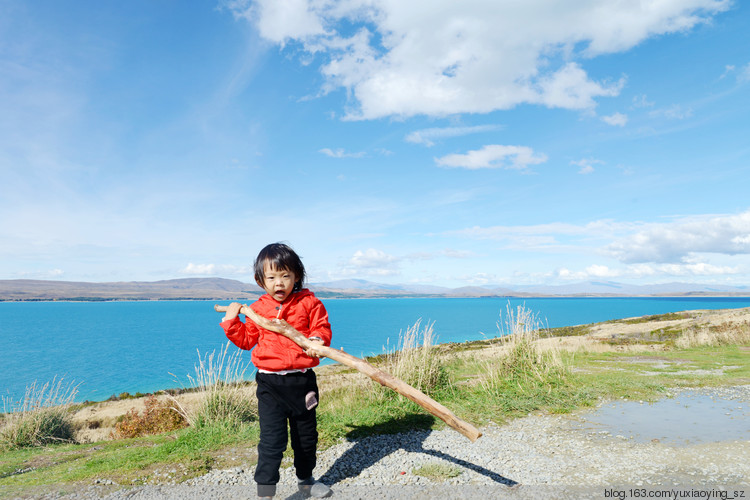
[1,0,749,288]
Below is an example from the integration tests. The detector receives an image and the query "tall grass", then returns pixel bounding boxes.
[477,304,580,415]
[171,342,257,428]
[486,303,563,381]
[374,319,449,398]
[0,377,79,450]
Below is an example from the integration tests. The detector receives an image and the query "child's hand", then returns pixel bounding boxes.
[222,302,243,322]
[305,337,325,358]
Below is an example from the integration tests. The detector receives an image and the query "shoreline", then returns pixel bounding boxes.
[4,303,750,408]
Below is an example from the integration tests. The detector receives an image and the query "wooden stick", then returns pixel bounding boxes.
[215,304,482,442]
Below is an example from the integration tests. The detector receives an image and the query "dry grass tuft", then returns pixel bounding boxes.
[171,342,257,428]
[1,377,79,450]
[480,303,565,392]
[373,319,449,398]
[676,321,750,348]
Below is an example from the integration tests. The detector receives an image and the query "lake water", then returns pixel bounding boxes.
[1,296,749,404]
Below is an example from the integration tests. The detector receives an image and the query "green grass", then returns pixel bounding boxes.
[617,312,692,324]
[1,311,748,495]
[0,421,259,489]
[412,462,463,480]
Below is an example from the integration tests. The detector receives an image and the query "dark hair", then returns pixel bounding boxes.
[254,242,306,292]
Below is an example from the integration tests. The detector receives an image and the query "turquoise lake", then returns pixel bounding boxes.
[2,296,749,404]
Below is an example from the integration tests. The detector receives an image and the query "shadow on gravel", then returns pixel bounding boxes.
[319,415,518,488]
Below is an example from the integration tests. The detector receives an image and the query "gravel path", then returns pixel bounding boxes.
[39,386,750,500]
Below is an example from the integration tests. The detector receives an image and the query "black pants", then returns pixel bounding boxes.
[254,370,319,494]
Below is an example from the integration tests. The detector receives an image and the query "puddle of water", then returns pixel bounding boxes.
[573,390,749,446]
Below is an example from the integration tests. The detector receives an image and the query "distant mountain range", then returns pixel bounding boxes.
[1,278,748,301]
[0,278,263,301]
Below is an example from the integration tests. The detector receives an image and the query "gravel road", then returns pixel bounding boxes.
[34,386,750,500]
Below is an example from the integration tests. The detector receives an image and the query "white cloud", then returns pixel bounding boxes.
[225,0,728,119]
[342,248,401,276]
[649,104,694,120]
[179,263,251,276]
[405,125,502,147]
[12,268,67,279]
[403,248,474,261]
[181,263,217,275]
[719,64,735,79]
[554,261,739,281]
[440,248,473,259]
[435,145,547,170]
[738,62,750,83]
[607,211,750,263]
[571,157,603,174]
[319,147,366,158]
[632,94,655,108]
[456,272,501,286]
[225,0,326,44]
[447,220,619,241]
[554,265,621,280]
[601,112,628,126]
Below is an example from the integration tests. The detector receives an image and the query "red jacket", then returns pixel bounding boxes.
[220,289,332,372]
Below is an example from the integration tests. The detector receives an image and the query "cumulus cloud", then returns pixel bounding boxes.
[225,0,326,43]
[223,0,728,119]
[435,145,548,170]
[405,125,502,147]
[607,211,750,263]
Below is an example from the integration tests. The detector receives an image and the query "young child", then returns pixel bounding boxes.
[220,243,332,499]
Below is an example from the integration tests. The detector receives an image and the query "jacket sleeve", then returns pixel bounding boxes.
[220,316,260,351]
[307,298,333,347]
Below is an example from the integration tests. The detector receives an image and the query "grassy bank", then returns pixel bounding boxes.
[1,306,749,497]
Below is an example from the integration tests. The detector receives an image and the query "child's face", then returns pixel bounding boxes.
[260,261,296,303]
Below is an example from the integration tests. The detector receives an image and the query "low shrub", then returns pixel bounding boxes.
[111,395,188,439]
